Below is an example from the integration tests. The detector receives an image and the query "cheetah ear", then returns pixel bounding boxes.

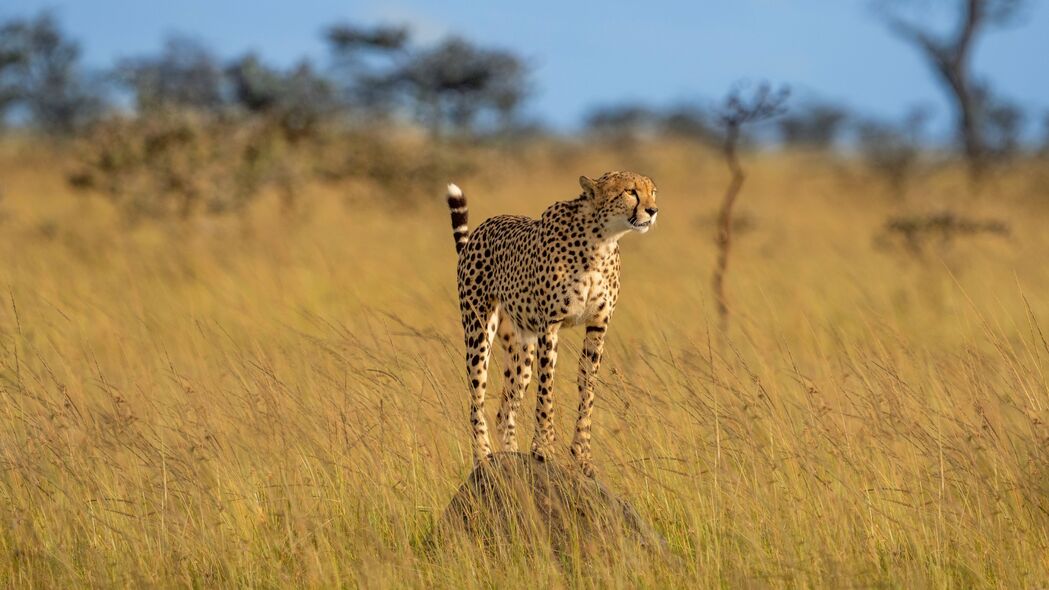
[579,175,597,199]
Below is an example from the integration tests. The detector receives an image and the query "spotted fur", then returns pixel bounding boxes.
[446,171,659,477]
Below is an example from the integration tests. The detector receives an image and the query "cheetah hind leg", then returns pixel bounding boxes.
[495,316,534,452]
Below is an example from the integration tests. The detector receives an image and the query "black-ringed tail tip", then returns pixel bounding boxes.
[446,183,470,254]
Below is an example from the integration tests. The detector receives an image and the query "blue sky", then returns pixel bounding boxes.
[8,0,1049,133]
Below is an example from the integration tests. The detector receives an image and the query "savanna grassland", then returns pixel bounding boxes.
[1,138,1048,588]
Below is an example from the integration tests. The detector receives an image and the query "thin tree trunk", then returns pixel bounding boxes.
[712,124,744,332]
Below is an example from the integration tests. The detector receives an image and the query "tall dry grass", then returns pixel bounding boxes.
[0,139,1047,587]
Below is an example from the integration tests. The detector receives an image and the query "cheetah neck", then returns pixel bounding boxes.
[543,199,625,264]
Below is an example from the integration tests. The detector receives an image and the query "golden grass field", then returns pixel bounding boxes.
[1,139,1047,587]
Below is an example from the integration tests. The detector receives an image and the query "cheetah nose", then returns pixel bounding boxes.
[645,207,659,216]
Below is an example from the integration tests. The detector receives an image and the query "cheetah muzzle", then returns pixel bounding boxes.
[445,171,659,478]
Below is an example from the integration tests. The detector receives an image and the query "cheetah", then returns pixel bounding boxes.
[446,171,659,477]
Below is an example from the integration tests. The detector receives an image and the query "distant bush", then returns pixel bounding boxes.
[776,102,848,149]
[659,104,720,144]
[855,107,931,200]
[69,111,306,221]
[876,210,1011,262]
[1042,113,1049,154]
[68,109,481,221]
[974,86,1026,162]
[583,104,659,141]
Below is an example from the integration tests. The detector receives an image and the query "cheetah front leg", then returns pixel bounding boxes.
[462,306,499,463]
[571,319,608,478]
[530,326,560,462]
[495,317,535,452]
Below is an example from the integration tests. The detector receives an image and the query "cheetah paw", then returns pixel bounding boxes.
[579,462,597,478]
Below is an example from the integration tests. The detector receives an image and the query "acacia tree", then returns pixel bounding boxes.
[325,24,409,118]
[0,12,104,134]
[117,36,226,113]
[391,37,530,139]
[711,83,789,332]
[877,0,1027,183]
[325,27,530,138]
[226,54,338,137]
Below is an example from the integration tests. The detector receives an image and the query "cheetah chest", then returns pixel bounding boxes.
[559,270,609,327]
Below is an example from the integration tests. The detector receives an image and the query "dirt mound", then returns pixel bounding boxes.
[432,452,667,557]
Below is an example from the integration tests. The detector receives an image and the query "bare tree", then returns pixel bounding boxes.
[877,0,1027,183]
[711,83,789,332]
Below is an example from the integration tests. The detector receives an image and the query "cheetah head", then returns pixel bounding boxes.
[579,171,659,236]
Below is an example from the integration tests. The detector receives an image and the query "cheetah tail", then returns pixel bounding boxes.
[447,183,469,254]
